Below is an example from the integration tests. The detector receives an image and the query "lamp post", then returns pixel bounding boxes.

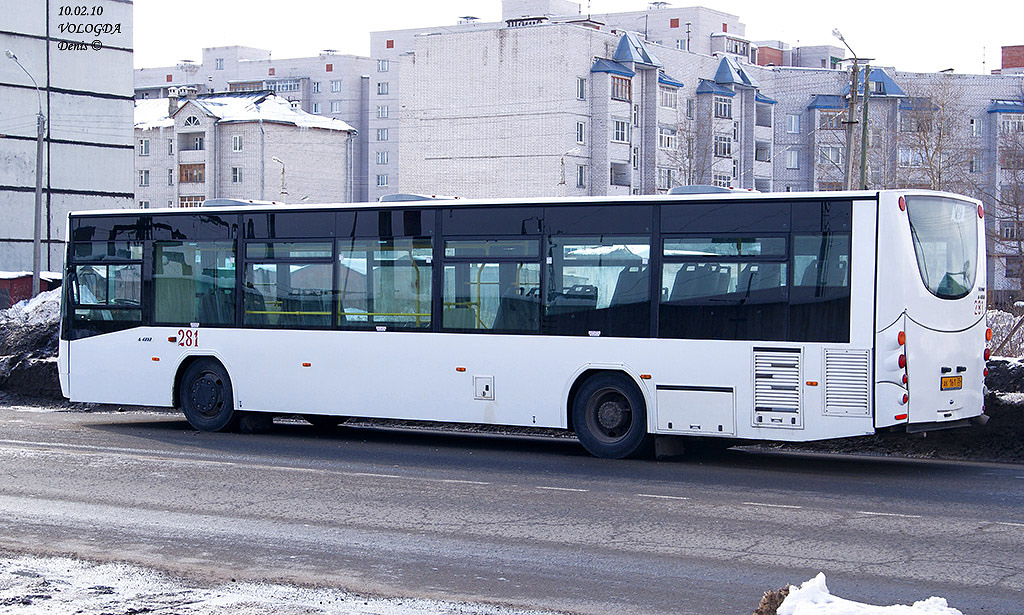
[6,49,45,297]
[831,30,859,191]
[272,156,287,202]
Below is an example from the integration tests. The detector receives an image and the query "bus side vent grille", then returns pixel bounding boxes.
[824,350,871,416]
[753,349,802,428]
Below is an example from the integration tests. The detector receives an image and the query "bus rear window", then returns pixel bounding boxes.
[905,196,978,300]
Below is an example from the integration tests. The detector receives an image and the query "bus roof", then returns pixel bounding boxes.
[68,189,977,219]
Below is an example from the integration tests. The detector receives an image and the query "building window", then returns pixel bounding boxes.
[1002,116,1024,133]
[755,141,771,162]
[179,196,204,207]
[576,77,586,100]
[377,128,389,141]
[377,174,389,187]
[576,121,585,144]
[331,100,343,113]
[325,63,333,72]
[818,181,843,191]
[632,146,639,170]
[732,158,738,179]
[611,76,631,102]
[969,156,982,173]
[659,86,677,109]
[138,138,150,156]
[1006,256,1024,279]
[1001,219,1021,240]
[329,80,342,93]
[819,145,843,166]
[819,110,843,130]
[377,59,389,72]
[168,139,173,155]
[657,167,674,190]
[714,96,732,119]
[268,67,275,76]
[576,164,586,188]
[138,170,149,187]
[167,168,174,186]
[179,163,205,183]
[166,74,172,83]
[377,81,389,95]
[714,134,732,157]
[787,113,800,133]
[232,135,242,152]
[755,103,772,127]
[713,173,731,188]
[215,58,224,70]
[139,200,150,209]
[231,167,243,183]
[376,151,389,165]
[183,115,200,127]
[900,114,930,133]
[268,79,301,93]
[686,98,694,119]
[312,81,321,93]
[377,105,389,118]
[188,135,204,151]
[658,126,677,150]
[386,39,394,49]
[786,150,799,169]
[670,17,679,28]
[898,148,924,168]
[1002,150,1024,170]
[632,104,640,126]
[612,120,630,143]
[610,162,631,187]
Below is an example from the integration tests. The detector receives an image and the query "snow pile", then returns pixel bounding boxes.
[0,287,61,327]
[0,554,560,615]
[988,309,1024,358]
[778,574,962,615]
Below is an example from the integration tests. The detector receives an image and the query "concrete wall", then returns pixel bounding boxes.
[0,0,133,273]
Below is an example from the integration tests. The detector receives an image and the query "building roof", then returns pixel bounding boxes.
[613,31,663,68]
[755,92,777,105]
[590,58,635,77]
[696,79,735,97]
[807,94,846,110]
[658,71,684,88]
[714,56,759,88]
[136,91,356,132]
[988,99,1024,114]
[843,67,906,98]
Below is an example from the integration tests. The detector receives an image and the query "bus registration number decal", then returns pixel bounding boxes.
[940,376,962,391]
[177,329,199,347]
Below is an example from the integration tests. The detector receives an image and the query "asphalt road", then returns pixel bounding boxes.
[0,405,1022,614]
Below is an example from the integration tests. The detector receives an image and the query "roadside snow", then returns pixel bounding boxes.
[778,574,962,615]
[0,554,560,615]
[0,288,61,326]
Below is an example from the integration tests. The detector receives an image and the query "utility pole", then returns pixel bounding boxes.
[843,59,859,190]
[859,63,871,189]
[6,49,45,297]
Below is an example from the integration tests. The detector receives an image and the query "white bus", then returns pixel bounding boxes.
[58,190,989,458]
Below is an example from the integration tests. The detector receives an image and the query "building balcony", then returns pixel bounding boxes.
[178,149,206,164]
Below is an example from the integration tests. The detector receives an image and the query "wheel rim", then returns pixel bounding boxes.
[188,370,225,418]
[585,387,632,443]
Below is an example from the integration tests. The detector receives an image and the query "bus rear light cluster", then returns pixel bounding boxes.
[984,348,991,360]
[978,204,984,218]
[898,354,907,369]
[900,393,909,405]
[902,374,908,385]
[895,413,908,421]
[984,368,989,377]
[986,328,993,342]
[898,331,906,346]
[898,196,906,211]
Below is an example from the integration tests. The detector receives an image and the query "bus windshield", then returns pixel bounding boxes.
[905,195,978,299]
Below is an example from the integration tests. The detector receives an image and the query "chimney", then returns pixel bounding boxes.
[186,86,197,100]
[168,86,179,117]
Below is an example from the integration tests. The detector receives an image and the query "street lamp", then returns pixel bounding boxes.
[272,156,287,202]
[6,49,46,297]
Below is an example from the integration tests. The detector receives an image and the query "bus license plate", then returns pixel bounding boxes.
[940,376,962,390]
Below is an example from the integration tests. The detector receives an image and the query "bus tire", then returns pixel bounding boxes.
[303,414,349,429]
[572,373,652,459]
[180,358,238,432]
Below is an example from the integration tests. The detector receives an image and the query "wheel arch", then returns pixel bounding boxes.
[172,353,228,409]
[564,365,651,434]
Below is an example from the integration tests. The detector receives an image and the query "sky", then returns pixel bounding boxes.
[133,0,1021,75]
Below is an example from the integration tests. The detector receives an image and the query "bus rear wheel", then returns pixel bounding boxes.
[180,358,237,432]
[572,373,652,459]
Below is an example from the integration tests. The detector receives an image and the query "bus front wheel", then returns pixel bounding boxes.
[572,373,652,459]
[180,358,238,432]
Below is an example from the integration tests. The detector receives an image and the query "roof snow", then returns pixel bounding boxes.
[135,92,355,132]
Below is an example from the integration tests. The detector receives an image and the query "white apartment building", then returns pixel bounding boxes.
[134,91,356,208]
[1,0,134,272]
[135,48,372,201]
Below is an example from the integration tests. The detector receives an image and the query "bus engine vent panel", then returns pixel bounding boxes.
[753,348,802,428]
[824,349,870,416]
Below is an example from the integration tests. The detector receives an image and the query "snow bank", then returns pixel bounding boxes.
[0,287,61,326]
[778,574,962,615]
